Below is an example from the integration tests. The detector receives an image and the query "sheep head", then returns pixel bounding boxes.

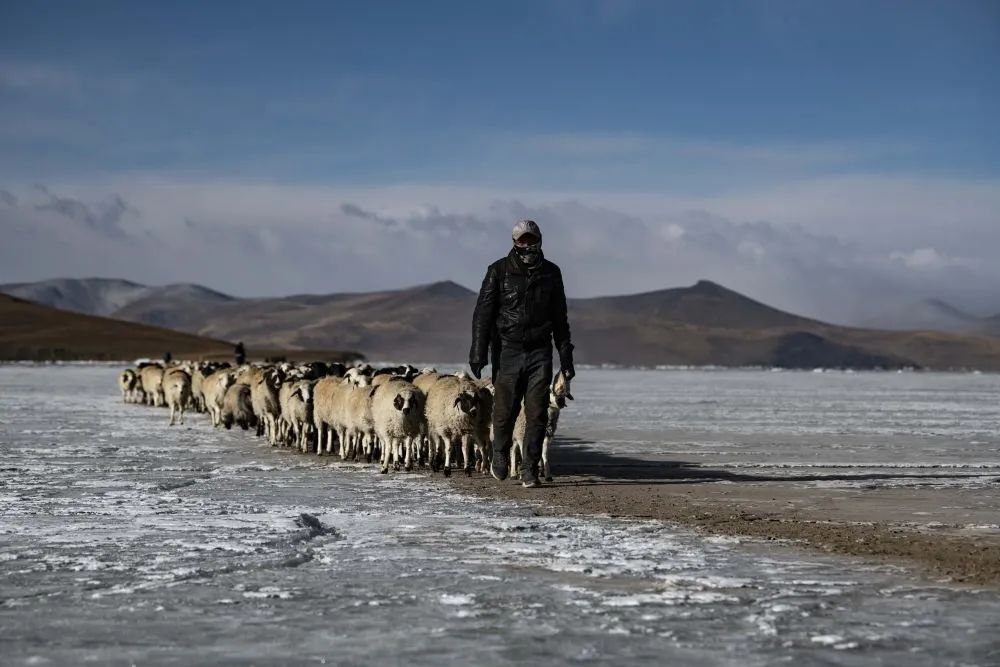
[393,389,420,416]
[452,390,479,418]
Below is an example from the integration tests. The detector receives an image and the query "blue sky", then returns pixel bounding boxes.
[2,0,996,187]
[1,1,999,322]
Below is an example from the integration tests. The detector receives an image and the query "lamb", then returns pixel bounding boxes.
[164,368,193,426]
[221,383,256,431]
[202,369,236,427]
[424,375,484,476]
[370,379,425,473]
[510,371,573,482]
[138,364,165,407]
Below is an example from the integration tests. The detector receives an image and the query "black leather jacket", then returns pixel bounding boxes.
[469,248,573,366]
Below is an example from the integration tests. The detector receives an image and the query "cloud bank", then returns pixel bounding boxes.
[2,175,998,325]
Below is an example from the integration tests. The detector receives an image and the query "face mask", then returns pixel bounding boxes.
[514,243,542,266]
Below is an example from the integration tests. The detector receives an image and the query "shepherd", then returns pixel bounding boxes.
[469,220,575,488]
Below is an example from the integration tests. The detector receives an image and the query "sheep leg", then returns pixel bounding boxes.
[461,435,473,475]
[542,435,552,481]
[331,427,341,457]
[391,438,402,471]
[168,404,176,426]
[442,434,452,477]
[404,437,414,472]
[510,440,520,480]
[380,437,393,474]
[315,423,326,455]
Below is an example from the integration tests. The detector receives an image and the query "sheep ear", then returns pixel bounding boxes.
[566,392,575,401]
[453,396,462,408]
[369,387,378,398]
[394,395,404,410]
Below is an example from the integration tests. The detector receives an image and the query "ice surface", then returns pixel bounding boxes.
[1,366,998,666]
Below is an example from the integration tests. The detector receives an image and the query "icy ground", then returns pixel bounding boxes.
[1,366,998,666]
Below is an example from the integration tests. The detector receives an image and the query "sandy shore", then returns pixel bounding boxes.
[441,439,1000,587]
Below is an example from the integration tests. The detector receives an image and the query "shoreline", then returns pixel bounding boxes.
[439,441,1000,587]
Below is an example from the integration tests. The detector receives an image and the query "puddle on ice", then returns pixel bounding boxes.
[1,365,998,666]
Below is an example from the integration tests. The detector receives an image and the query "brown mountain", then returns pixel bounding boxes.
[0,294,363,363]
[0,293,234,361]
[6,278,1000,369]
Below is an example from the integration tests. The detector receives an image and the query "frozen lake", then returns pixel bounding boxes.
[1,365,998,665]
[569,367,1000,490]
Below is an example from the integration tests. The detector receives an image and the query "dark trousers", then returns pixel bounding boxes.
[492,343,552,480]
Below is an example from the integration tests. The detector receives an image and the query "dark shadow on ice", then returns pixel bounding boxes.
[546,436,990,486]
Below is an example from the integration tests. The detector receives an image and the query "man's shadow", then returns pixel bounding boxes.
[547,436,990,487]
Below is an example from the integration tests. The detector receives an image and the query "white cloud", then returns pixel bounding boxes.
[2,174,998,323]
[889,247,978,272]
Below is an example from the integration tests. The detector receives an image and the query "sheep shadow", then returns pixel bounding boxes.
[547,436,989,487]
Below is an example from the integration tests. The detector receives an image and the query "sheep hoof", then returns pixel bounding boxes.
[465,467,472,477]
[443,468,451,478]
[545,476,553,482]
[405,464,413,472]
[380,467,389,474]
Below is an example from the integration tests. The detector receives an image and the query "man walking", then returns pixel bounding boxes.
[469,220,575,488]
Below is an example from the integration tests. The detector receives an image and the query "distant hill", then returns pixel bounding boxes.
[0,278,151,317]
[0,294,363,363]
[860,298,989,334]
[0,278,236,323]
[0,293,234,361]
[979,313,1000,337]
[5,277,1000,369]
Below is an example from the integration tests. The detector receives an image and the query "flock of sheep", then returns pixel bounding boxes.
[117,360,573,480]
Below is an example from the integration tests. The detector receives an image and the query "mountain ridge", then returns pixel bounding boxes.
[4,277,1000,368]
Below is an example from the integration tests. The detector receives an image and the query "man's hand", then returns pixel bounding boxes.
[470,362,485,379]
[559,350,575,381]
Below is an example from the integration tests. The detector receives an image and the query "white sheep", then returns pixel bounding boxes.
[338,376,374,461]
[164,368,193,426]
[118,368,141,403]
[138,364,165,407]
[202,369,236,428]
[424,375,483,476]
[370,379,425,473]
[250,369,283,445]
[412,371,441,395]
[279,379,315,453]
[190,363,226,413]
[312,376,350,456]
[510,371,573,482]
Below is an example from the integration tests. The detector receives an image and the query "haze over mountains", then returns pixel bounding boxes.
[860,298,1000,337]
[4,277,1000,369]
